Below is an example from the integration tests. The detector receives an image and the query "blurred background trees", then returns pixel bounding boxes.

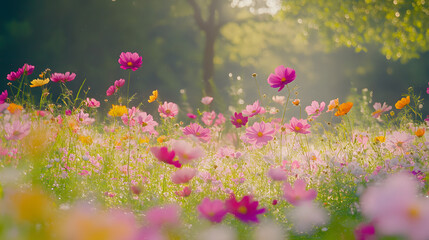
[1,0,428,115]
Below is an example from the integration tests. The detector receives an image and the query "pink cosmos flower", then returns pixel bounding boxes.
[354,223,376,240]
[85,98,100,108]
[243,121,275,146]
[50,72,76,83]
[225,194,266,223]
[171,168,197,184]
[65,110,72,116]
[4,120,31,140]
[175,186,192,197]
[285,117,311,134]
[150,146,181,168]
[136,111,158,134]
[360,172,429,240]
[187,113,196,119]
[305,101,325,119]
[242,100,266,117]
[267,167,288,181]
[202,111,217,126]
[158,101,179,118]
[144,204,181,228]
[114,78,125,88]
[427,82,429,94]
[76,110,95,125]
[183,123,211,143]
[106,85,116,96]
[6,68,23,81]
[283,179,317,206]
[231,112,248,128]
[121,107,138,126]
[21,63,35,75]
[0,90,7,104]
[372,102,392,118]
[201,96,214,105]
[171,140,204,164]
[118,52,142,71]
[267,65,296,92]
[385,131,414,155]
[198,198,228,223]
[214,113,225,126]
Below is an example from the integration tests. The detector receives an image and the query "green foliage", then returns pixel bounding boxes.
[280,0,429,62]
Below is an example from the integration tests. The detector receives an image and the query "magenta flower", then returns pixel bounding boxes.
[0,90,8,104]
[158,101,179,118]
[85,98,100,108]
[187,113,196,119]
[285,117,311,134]
[243,121,275,146]
[150,146,181,168]
[354,223,376,240]
[305,101,325,119]
[225,194,266,223]
[118,52,142,71]
[183,123,211,143]
[106,85,116,96]
[6,68,23,81]
[231,112,248,128]
[283,179,317,206]
[50,72,76,83]
[197,198,228,223]
[372,102,392,118]
[242,100,266,117]
[21,63,35,75]
[114,78,125,88]
[267,65,296,92]
[171,168,197,184]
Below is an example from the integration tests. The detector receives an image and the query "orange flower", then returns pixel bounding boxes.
[395,96,410,109]
[292,99,300,106]
[7,103,23,114]
[148,90,158,103]
[335,102,353,116]
[414,128,425,137]
[327,98,339,112]
[374,136,386,143]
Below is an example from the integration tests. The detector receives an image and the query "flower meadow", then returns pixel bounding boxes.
[1,53,429,240]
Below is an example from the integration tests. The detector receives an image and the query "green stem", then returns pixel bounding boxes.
[126,71,131,107]
[253,74,262,104]
[279,85,291,163]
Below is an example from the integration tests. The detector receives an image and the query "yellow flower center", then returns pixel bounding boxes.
[236,119,242,124]
[295,126,301,131]
[408,205,420,220]
[281,77,287,82]
[238,206,247,214]
[257,132,263,137]
[127,62,133,66]
[196,132,201,136]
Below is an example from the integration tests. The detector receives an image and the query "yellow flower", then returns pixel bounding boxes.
[139,137,150,144]
[374,136,386,143]
[79,135,93,145]
[108,105,128,117]
[6,188,54,223]
[148,90,158,103]
[7,103,23,114]
[335,102,353,116]
[157,135,167,143]
[390,111,395,116]
[30,78,50,88]
[395,96,410,109]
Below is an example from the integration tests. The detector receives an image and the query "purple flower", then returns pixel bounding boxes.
[231,112,248,128]
[50,72,76,83]
[0,90,8,104]
[7,68,23,81]
[197,198,228,223]
[225,194,266,223]
[118,52,142,71]
[267,66,296,92]
[21,63,35,75]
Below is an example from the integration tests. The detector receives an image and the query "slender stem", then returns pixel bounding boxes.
[253,74,262,104]
[279,85,291,163]
[126,71,131,108]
